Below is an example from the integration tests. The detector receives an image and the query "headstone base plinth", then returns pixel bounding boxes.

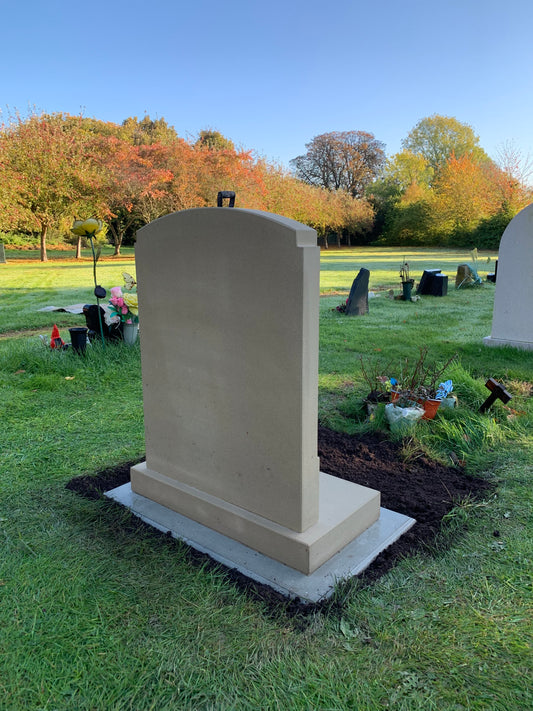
[130,462,380,575]
[106,482,415,602]
[483,336,533,351]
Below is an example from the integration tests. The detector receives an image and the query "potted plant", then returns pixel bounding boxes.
[391,348,457,420]
[359,356,396,414]
[400,259,415,301]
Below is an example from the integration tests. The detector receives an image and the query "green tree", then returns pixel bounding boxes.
[290,131,386,198]
[402,115,489,174]
[195,130,235,152]
[120,116,179,145]
[0,112,100,261]
[383,150,434,191]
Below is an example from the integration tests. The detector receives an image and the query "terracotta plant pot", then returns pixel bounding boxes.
[418,398,441,420]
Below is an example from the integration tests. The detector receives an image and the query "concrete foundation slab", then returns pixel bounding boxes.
[131,463,380,574]
[105,483,416,603]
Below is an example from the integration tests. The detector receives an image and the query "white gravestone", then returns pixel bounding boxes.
[484,203,533,351]
[130,208,380,574]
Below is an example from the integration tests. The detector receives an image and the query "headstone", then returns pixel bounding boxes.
[456,263,482,288]
[486,259,498,283]
[0,243,6,264]
[416,269,441,295]
[484,204,533,351]
[431,273,448,296]
[417,269,448,296]
[345,268,369,315]
[130,209,381,574]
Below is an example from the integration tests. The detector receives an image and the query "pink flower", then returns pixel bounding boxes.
[121,306,128,314]
[111,286,123,299]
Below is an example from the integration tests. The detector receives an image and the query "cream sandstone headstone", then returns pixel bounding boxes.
[131,208,380,574]
[483,203,533,351]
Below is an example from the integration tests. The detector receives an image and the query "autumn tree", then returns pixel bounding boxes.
[195,130,235,152]
[402,115,489,175]
[0,112,100,261]
[92,137,175,254]
[290,131,386,198]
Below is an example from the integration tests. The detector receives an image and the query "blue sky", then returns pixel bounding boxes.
[2,0,532,169]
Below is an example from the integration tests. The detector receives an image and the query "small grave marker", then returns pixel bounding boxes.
[479,378,512,413]
[0,243,6,264]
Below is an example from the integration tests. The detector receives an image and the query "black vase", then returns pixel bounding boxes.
[402,280,414,301]
[69,327,88,354]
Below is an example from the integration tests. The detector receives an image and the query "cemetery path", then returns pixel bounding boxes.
[67,427,492,610]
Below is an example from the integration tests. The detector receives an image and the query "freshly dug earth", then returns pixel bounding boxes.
[67,426,492,611]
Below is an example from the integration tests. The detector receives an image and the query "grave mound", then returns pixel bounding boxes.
[66,427,492,611]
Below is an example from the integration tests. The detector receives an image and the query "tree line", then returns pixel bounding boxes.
[0,113,373,261]
[0,112,530,261]
[291,115,532,249]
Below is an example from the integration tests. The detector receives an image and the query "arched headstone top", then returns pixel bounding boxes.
[139,207,318,248]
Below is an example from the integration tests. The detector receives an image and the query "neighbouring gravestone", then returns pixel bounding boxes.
[345,268,370,315]
[129,209,382,575]
[484,204,533,351]
[486,259,498,283]
[416,269,440,295]
[0,243,6,264]
[417,269,448,296]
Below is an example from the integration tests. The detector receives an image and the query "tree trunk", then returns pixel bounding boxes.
[40,225,48,262]
[336,232,341,247]
[75,236,82,259]
[109,223,123,256]
[323,234,329,249]
[347,233,352,247]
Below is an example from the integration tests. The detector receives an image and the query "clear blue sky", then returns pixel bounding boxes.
[2,0,532,169]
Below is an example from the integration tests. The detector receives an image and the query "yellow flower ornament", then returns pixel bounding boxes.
[71,218,105,237]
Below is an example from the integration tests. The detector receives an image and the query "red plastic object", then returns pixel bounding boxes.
[50,324,65,349]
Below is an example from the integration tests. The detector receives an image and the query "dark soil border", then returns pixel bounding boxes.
[66,426,493,617]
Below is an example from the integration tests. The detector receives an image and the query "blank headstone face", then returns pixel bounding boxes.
[0,244,5,264]
[484,204,533,350]
[134,208,320,532]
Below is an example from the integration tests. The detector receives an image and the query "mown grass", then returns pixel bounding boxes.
[1,247,531,710]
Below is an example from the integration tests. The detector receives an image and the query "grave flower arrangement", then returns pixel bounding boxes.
[336,299,348,313]
[108,273,138,325]
[361,348,457,424]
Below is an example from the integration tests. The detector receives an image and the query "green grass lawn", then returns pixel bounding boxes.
[1,247,531,710]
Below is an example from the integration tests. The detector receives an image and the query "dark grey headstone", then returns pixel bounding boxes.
[345,268,370,315]
[416,269,441,295]
[0,244,5,264]
[431,274,448,296]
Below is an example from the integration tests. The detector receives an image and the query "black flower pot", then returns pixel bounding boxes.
[69,327,88,354]
[402,280,414,301]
